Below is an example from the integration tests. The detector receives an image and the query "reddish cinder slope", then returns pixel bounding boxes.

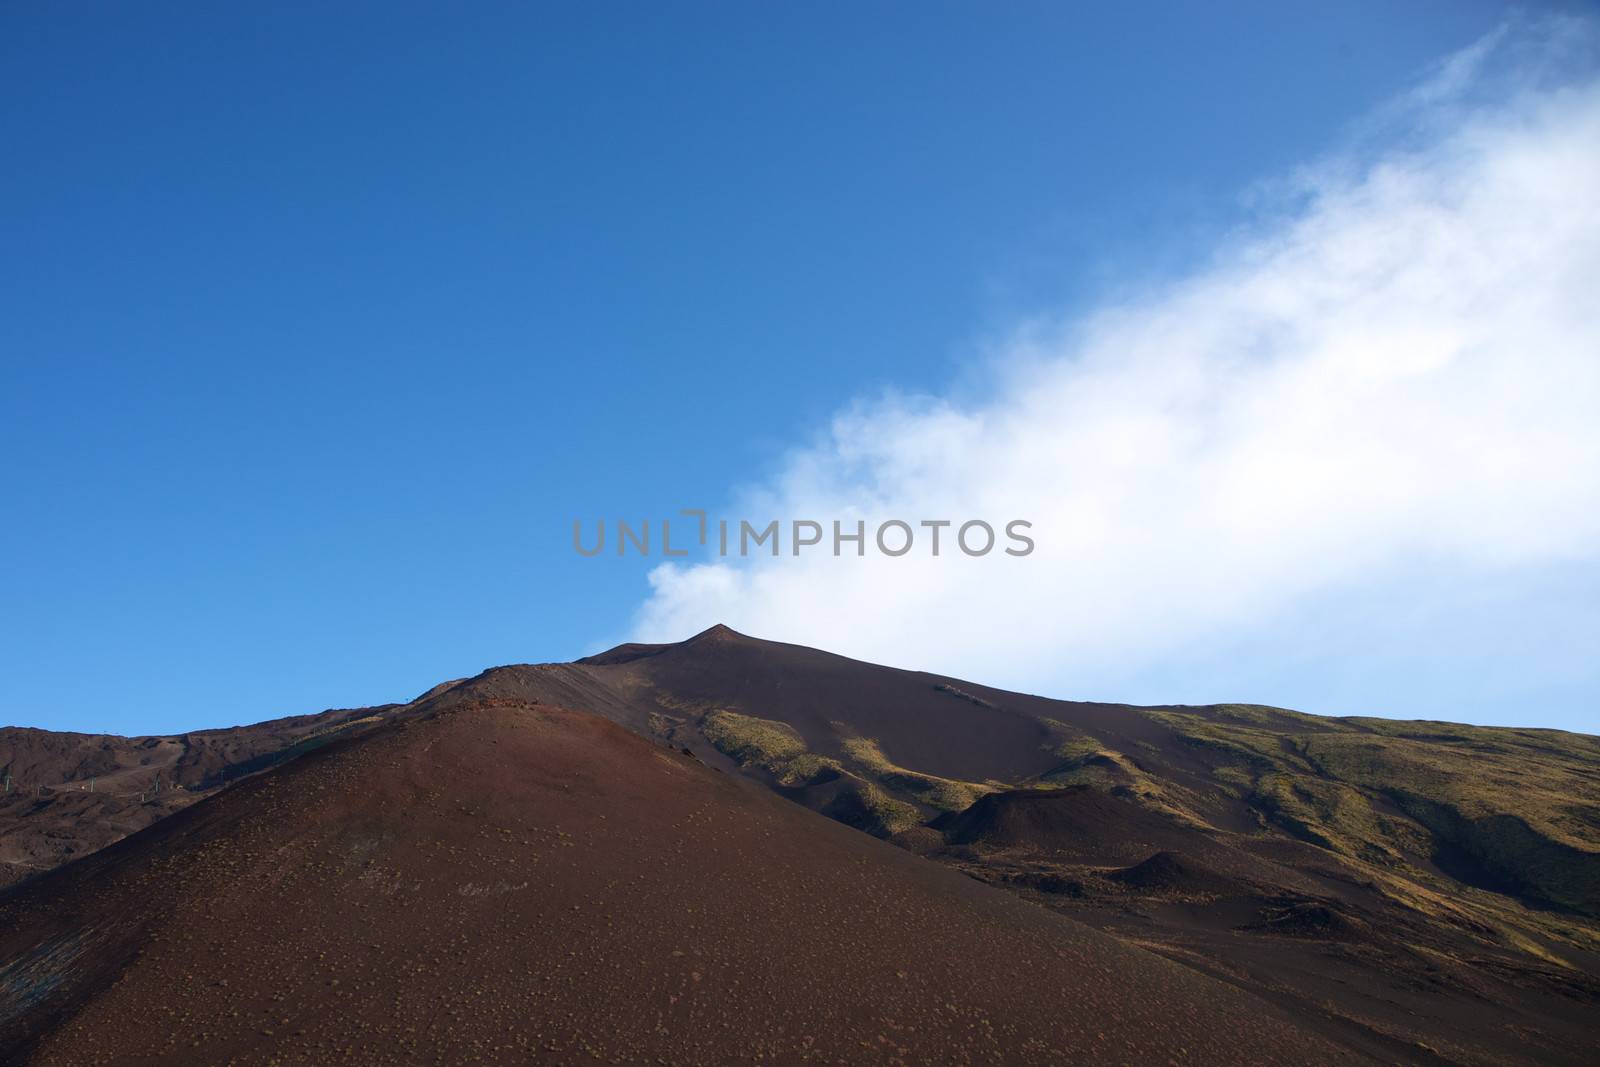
[0,706,395,887]
[0,701,1355,1066]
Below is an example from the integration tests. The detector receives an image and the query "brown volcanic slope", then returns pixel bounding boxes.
[4,624,1598,1064]
[416,626,1600,1066]
[1,705,398,888]
[0,699,1352,1065]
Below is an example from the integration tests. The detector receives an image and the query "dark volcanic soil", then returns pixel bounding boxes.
[5,625,1599,1065]
[0,707,392,888]
[937,786,1196,860]
[0,700,1354,1065]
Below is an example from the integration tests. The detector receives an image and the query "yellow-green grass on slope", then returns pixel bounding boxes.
[1301,730,1600,855]
[1299,732,1600,915]
[1029,718,1117,787]
[699,709,841,787]
[701,709,805,764]
[1141,711,1314,775]
[1143,715,1422,863]
[1032,718,1214,828]
[1248,772,1422,866]
[842,781,924,836]
[1208,703,1339,731]
[697,711,919,834]
[1146,707,1600,915]
[838,736,996,813]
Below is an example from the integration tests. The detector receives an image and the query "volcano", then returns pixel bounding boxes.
[3,625,1598,1064]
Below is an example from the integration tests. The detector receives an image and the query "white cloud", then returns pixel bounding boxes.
[629,23,1600,723]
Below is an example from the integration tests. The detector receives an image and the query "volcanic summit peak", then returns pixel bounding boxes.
[683,622,751,645]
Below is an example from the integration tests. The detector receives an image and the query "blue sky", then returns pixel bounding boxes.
[3,3,1596,735]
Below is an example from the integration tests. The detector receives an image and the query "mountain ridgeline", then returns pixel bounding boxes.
[2,625,1597,1065]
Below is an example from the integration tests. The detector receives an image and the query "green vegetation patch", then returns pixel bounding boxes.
[839,736,995,813]
[1142,711,1304,774]
[699,709,840,788]
[1031,721,1212,827]
[1301,733,1600,856]
[833,780,923,836]
[1142,704,1600,916]
[1249,773,1400,864]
